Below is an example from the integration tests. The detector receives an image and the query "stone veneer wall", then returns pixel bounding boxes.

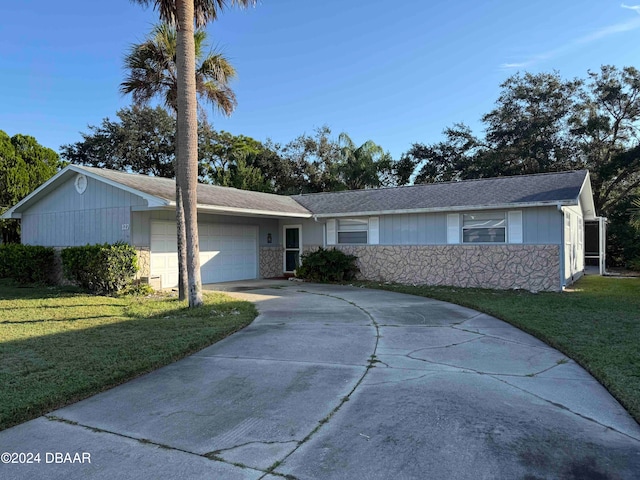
[259,246,283,278]
[302,245,322,256]
[135,247,150,281]
[258,245,323,278]
[335,244,561,292]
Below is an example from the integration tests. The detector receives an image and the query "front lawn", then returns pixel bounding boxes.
[0,281,257,431]
[360,276,640,424]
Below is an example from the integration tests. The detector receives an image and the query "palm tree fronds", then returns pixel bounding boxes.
[131,1,257,28]
[121,22,236,115]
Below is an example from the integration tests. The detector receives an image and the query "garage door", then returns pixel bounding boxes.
[150,221,258,289]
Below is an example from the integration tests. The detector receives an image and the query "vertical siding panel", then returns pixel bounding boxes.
[426,213,436,244]
[434,213,447,244]
[522,207,561,244]
[400,215,409,244]
[408,214,418,244]
[392,215,400,244]
[417,213,427,244]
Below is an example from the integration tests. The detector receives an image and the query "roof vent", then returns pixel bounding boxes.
[75,174,87,194]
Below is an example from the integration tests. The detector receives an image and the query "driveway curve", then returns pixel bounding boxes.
[1,282,639,480]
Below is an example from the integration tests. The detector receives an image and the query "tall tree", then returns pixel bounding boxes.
[570,66,640,214]
[403,65,640,266]
[275,126,344,193]
[199,127,272,190]
[61,106,177,177]
[0,131,60,243]
[337,133,394,190]
[407,67,640,214]
[121,13,241,305]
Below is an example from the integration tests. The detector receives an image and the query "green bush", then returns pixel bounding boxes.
[296,247,359,283]
[0,244,55,284]
[61,242,138,295]
[118,282,155,297]
[629,257,640,272]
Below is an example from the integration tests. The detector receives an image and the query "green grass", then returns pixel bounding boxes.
[0,280,257,431]
[358,276,640,424]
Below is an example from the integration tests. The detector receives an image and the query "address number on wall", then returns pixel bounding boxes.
[122,224,130,231]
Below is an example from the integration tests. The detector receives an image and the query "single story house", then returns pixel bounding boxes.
[2,165,606,292]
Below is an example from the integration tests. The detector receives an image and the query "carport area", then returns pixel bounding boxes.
[1,282,638,479]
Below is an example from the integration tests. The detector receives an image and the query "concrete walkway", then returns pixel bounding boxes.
[1,282,639,479]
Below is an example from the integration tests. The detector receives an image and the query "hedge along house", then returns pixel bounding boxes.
[2,165,604,292]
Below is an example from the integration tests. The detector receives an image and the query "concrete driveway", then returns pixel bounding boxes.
[1,282,639,479]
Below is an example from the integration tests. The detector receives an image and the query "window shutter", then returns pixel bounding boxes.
[447,214,460,244]
[508,211,523,243]
[326,219,336,245]
[369,217,379,245]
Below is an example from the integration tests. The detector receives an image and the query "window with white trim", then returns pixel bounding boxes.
[337,218,368,244]
[462,212,506,243]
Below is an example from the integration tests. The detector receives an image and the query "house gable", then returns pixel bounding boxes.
[19,172,150,247]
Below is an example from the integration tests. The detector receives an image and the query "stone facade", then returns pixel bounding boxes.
[135,247,150,281]
[302,245,322,256]
[259,246,283,278]
[258,245,323,278]
[335,244,561,292]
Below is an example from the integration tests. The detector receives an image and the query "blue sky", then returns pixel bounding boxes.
[2,1,639,160]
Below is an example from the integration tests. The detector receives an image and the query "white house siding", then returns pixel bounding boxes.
[376,207,561,246]
[20,176,146,247]
[562,205,584,286]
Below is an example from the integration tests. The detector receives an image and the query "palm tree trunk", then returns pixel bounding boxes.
[174,120,188,301]
[176,0,203,307]
[176,180,188,301]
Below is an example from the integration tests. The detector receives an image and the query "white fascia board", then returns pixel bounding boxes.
[72,165,167,207]
[577,171,597,220]
[133,203,312,219]
[1,165,168,219]
[310,200,578,218]
[195,204,311,218]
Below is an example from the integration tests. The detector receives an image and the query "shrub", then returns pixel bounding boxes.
[629,257,640,272]
[118,282,155,297]
[61,242,138,295]
[0,244,55,284]
[296,247,359,283]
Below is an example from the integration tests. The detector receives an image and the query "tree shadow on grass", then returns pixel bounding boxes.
[0,294,258,431]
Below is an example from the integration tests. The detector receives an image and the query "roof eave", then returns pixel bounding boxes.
[134,202,312,218]
[195,204,311,218]
[311,200,578,218]
[577,171,598,220]
[73,165,168,207]
[2,165,169,218]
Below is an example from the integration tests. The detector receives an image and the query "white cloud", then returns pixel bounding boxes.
[500,62,530,69]
[621,4,640,14]
[501,5,640,69]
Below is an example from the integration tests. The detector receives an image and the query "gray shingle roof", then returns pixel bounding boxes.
[292,170,588,215]
[77,166,311,216]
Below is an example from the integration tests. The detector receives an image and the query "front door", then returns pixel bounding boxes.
[283,225,301,273]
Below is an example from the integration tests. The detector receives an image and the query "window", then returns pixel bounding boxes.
[338,218,368,244]
[462,212,506,243]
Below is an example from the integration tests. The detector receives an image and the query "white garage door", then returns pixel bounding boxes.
[150,221,258,289]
